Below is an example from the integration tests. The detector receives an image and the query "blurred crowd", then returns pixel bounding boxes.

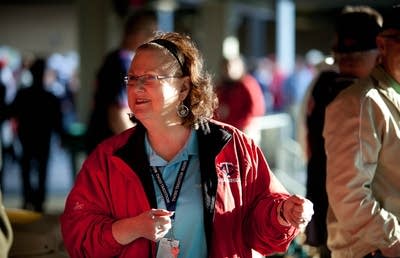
[0,48,79,210]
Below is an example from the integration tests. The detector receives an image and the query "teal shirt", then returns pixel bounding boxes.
[145,130,207,258]
[379,65,400,94]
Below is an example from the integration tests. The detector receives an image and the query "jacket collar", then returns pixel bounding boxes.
[114,123,158,207]
[371,65,400,113]
[114,120,232,251]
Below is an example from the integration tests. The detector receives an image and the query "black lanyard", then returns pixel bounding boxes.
[150,158,190,218]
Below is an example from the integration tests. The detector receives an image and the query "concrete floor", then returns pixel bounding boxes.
[1,137,76,257]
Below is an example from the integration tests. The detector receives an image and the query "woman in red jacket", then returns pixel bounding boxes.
[60,31,313,258]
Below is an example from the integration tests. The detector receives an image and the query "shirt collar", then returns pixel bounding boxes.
[374,65,400,94]
[145,129,198,167]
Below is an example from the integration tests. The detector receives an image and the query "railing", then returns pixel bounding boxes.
[245,113,306,195]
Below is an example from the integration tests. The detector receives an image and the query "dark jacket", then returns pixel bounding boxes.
[305,70,355,246]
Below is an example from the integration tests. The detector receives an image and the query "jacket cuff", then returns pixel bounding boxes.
[102,221,124,253]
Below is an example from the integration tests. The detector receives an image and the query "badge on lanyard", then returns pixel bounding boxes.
[156,238,180,258]
[151,158,190,258]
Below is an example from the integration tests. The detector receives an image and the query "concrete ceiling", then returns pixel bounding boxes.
[1,0,398,14]
[295,0,399,12]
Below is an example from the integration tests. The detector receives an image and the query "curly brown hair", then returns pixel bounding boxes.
[135,31,218,129]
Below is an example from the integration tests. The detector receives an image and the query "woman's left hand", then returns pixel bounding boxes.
[281,195,314,229]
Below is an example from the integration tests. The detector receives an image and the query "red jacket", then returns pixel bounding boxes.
[60,120,298,257]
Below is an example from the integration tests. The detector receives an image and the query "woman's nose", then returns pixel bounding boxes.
[133,83,145,92]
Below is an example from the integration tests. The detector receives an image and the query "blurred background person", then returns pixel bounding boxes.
[324,5,400,257]
[6,58,64,212]
[0,58,19,193]
[85,8,157,154]
[45,52,80,132]
[0,63,13,253]
[0,64,6,192]
[215,55,266,132]
[249,56,275,113]
[282,55,315,139]
[303,5,382,258]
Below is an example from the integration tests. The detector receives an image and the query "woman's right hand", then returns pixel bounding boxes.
[280,195,314,229]
[112,209,174,244]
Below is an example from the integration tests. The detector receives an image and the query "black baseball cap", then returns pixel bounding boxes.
[333,11,381,53]
[381,5,400,32]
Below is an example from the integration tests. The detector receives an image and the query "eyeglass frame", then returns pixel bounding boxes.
[124,74,182,87]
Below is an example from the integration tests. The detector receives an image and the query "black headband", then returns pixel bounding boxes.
[149,38,187,75]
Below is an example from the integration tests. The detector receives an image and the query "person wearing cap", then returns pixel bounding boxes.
[324,5,400,258]
[304,6,382,258]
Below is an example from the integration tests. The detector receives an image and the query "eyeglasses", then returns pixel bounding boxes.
[124,74,181,87]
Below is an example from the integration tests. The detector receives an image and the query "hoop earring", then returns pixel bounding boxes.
[127,113,135,119]
[177,103,189,118]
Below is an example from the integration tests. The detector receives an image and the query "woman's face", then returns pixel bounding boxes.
[126,48,188,125]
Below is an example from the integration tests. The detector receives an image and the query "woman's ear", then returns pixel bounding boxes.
[179,76,191,98]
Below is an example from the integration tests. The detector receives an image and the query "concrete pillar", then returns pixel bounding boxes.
[197,2,232,77]
[76,0,113,124]
[276,0,295,75]
[158,10,174,32]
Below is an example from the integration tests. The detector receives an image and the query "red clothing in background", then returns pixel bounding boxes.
[216,74,265,131]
